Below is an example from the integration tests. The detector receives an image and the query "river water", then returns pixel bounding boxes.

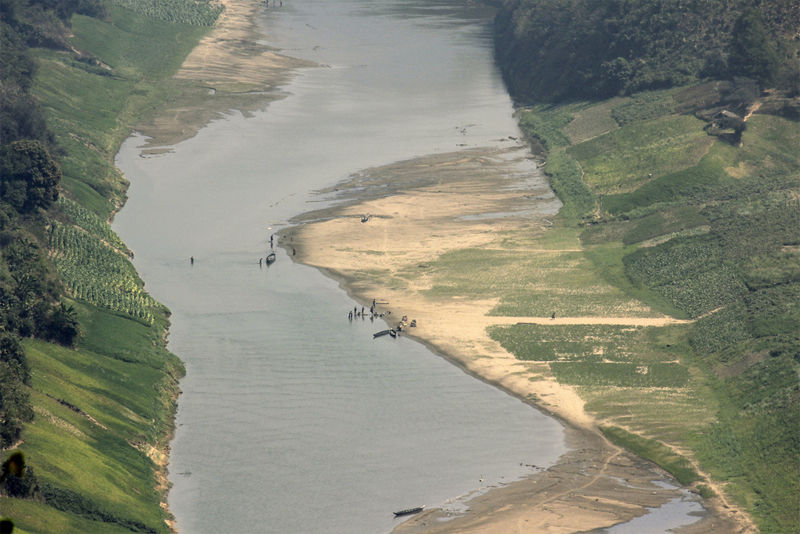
[113,1,567,533]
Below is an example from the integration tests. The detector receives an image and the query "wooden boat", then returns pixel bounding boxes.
[373,329,392,338]
[266,253,276,265]
[393,505,425,517]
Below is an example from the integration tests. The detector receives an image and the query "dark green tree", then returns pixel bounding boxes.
[728,8,780,88]
[0,140,61,213]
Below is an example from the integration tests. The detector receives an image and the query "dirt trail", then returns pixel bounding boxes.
[487,316,689,326]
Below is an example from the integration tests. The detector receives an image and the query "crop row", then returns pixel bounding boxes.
[48,223,155,324]
[550,362,690,388]
[56,198,130,256]
[107,0,224,26]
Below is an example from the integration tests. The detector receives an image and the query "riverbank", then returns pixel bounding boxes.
[282,147,749,533]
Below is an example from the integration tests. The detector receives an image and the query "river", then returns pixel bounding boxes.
[113,1,567,533]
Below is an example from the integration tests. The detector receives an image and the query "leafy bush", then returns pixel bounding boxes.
[494,0,799,102]
[0,334,34,447]
[0,140,61,213]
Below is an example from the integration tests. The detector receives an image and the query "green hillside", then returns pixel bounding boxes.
[495,0,800,102]
[1,0,217,531]
[499,73,799,534]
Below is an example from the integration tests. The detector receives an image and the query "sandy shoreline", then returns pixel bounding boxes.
[133,0,314,154]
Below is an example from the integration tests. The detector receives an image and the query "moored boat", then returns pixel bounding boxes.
[393,505,425,517]
[373,329,392,338]
[266,252,276,265]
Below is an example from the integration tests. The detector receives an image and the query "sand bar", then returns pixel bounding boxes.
[284,147,754,534]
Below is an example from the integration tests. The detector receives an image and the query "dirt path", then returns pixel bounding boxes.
[486,316,689,326]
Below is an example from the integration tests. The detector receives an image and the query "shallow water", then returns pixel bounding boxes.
[114,1,568,533]
[600,481,706,534]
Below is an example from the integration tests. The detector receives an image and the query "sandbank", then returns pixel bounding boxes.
[283,148,753,534]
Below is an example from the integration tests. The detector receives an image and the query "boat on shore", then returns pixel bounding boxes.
[393,505,425,517]
[374,329,398,338]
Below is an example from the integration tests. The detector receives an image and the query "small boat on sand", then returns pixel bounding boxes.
[393,505,425,517]
[373,329,392,338]
[389,329,397,338]
[266,253,276,265]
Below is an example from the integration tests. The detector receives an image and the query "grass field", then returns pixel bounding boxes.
[421,227,660,318]
[4,299,183,533]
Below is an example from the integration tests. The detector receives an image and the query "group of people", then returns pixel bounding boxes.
[348,299,388,321]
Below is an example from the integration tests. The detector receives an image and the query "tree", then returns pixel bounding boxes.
[727,8,780,88]
[0,139,61,213]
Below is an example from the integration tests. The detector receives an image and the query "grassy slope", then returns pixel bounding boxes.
[33,7,207,219]
[502,87,799,532]
[2,5,208,533]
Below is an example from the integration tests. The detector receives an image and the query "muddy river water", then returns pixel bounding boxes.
[113,0,703,533]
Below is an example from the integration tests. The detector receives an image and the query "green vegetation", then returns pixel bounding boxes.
[566,115,713,194]
[54,197,131,255]
[505,83,800,531]
[1,0,213,530]
[490,323,690,387]
[601,426,703,485]
[48,222,158,324]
